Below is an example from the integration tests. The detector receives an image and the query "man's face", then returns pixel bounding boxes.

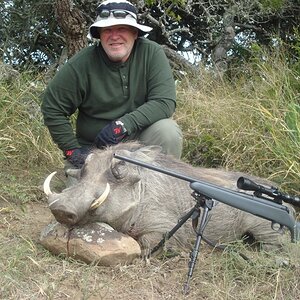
[99,25,138,63]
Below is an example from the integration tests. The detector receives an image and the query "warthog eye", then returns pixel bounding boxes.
[111,160,128,179]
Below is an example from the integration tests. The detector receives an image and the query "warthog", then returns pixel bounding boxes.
[44,142,291,254]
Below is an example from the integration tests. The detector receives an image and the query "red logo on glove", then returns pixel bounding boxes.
[113,127,122,135]
[65,149,75,157]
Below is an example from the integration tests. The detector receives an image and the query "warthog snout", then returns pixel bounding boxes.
[43,171,111,226]
[51,208,78,225]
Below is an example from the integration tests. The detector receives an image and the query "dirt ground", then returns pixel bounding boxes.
[0,197,220,300]
[1,194,300,300]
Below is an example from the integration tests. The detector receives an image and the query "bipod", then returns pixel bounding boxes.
[150,190,214,295]
[183,192,213,295]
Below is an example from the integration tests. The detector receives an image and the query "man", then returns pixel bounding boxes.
[41,0,182,169]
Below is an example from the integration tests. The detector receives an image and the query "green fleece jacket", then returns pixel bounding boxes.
[41,38,176,151]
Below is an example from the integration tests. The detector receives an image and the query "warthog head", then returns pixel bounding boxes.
[43,143,168,227]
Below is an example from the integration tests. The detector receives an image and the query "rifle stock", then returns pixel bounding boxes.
[190,182,300,242]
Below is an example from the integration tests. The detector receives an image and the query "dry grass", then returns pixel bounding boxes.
[0,74,62,169]
[0,52,299,299]
[176,51,299,193]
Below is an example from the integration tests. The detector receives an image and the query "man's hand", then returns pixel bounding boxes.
[95,120,128,148]
[64,148,90,168]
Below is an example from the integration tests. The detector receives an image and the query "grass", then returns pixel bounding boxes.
[176,50,300,193]
[1,218,299,300]
[0,50,299,299]
[0,73,62,169]
[0,73,63,207]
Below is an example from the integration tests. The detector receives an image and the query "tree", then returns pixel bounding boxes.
[1,0,299,73]
[1,0,63,68]
[137,0,300,71]
[54,0,88,58]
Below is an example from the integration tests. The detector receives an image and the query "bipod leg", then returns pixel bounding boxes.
[183,198,213,295]
[151,203,200,255]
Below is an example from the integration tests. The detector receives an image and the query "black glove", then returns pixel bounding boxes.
[95,120,128,148]
[64,148,90,169]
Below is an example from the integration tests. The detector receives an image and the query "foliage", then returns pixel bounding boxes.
[0,0,63,68]
[1,0,299,70]
[259,0,286,11]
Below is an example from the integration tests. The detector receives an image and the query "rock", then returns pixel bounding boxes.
[39,221,141,266]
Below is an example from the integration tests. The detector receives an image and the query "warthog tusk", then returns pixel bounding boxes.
[43,171,57,196]
[90,183,110,210]
[48,197,62,207]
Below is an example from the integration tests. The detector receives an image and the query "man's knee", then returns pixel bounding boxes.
[139,119,183,158]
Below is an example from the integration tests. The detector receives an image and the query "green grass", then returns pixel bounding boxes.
[1,50,299,193]
[0,73,63,205]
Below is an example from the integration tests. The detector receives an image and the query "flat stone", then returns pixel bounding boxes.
[39,221,141,266]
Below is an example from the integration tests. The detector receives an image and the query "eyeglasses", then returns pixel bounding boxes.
[98,9,136,20]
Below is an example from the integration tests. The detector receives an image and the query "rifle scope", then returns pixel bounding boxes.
[237,177,300,207]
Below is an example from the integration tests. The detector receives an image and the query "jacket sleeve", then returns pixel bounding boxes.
[119,45,176,134]
[41,64,82,151]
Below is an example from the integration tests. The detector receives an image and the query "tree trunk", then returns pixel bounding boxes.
[162,45,197,79]
[212,6,236,74]
[54,0,88,58]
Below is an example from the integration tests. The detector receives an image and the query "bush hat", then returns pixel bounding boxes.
[89,0,152,39]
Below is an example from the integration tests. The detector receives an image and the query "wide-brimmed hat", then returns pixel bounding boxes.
[88,0,152,39]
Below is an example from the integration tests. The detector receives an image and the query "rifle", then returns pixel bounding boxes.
[114,154,300,294]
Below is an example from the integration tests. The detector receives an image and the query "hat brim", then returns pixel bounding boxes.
[88,17,152,39]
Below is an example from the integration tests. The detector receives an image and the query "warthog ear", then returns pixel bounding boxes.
[65,168,81,179]
[114,145,162,162]
[132,145,162,162]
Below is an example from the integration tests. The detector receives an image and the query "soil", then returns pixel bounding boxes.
[0,197,216,300]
